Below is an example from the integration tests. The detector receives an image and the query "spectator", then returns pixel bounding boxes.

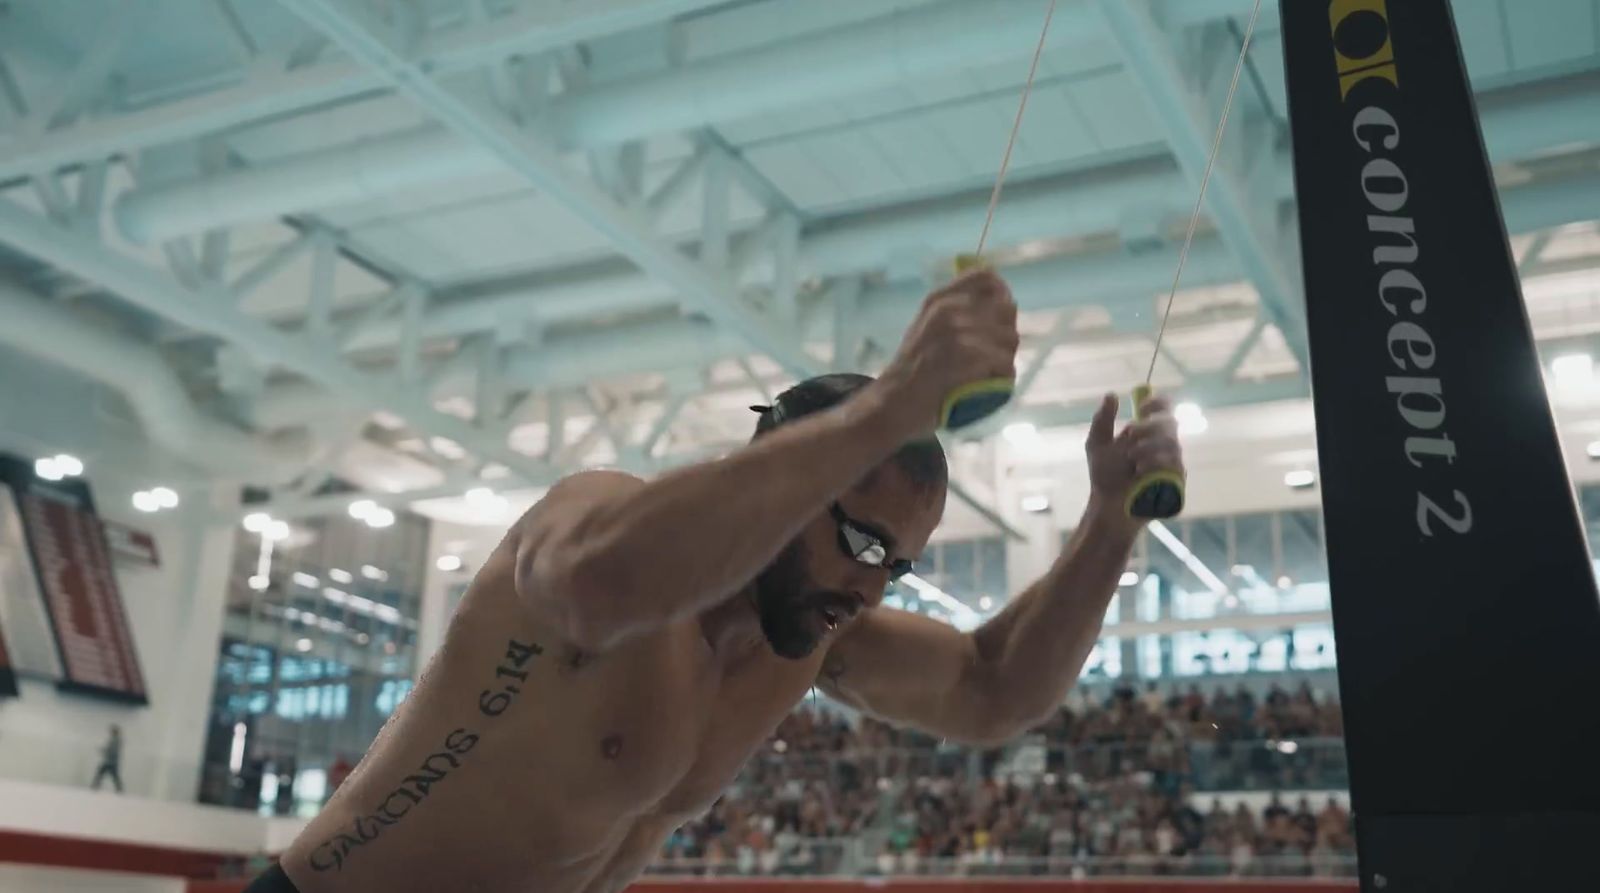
[1263,791,1289,822]
[90,724,123,793]
[1171,784,1204,851]
[1229,832,1255,877]
[326,753,354,799]
[648,686,1354,880]
[1292,796,1317,842]
[1141,681,1165,715]
[1232,802,1258,841]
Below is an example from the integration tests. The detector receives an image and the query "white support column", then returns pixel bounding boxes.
[147,487,241,802]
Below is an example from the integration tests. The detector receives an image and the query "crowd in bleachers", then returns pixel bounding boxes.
[650,679,1355,878]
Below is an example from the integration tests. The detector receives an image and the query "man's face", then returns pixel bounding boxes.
[753,466,943,660]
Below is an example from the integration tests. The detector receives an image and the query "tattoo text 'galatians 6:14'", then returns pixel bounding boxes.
[479,638,540,717]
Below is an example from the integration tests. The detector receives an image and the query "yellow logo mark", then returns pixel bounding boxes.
[1331,0,1398,99]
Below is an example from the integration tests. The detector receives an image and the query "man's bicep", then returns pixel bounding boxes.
[818,607,995,738]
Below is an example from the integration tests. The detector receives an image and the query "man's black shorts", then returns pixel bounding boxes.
[242,864,301,893]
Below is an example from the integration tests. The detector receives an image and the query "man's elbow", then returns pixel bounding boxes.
[962,675,1058,747]
[959,712,1037,750]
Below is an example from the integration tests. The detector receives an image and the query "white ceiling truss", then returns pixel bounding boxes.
[0,0,1598,537]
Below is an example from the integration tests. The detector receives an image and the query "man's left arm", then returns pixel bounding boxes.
[818,393,1178,745]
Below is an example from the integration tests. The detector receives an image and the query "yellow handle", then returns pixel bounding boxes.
[953,253,987,274]
[1124,384,1185,519]
[938,254,1014,430]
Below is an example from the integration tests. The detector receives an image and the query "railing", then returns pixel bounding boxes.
[0,724,1348,818]
[646,849,1360,880]
[733,737,1349,793]
[0,727,205,803]
[1028,737,1349,791]
[680,738,1353,882]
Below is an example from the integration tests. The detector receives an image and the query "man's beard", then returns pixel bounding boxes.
[752,539,835,660]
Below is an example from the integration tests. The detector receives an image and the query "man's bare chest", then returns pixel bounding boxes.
[592,644,821,821]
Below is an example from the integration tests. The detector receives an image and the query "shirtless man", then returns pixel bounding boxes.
[250,269,1184,893]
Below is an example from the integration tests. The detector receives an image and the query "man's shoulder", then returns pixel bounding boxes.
[544,468,646,501]
[508,469,646,534]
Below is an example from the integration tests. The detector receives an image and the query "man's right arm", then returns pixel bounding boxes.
[511,269,1018,653]
[512,388,917,652]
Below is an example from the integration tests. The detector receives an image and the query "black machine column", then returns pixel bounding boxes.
[1282,0,1600,890]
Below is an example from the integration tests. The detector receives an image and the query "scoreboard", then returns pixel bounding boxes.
[0,453,147,703]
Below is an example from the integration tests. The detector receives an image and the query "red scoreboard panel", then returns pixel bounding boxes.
[0,454,147,703]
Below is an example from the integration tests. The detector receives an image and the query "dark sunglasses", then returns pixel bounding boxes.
[829,503,914,580]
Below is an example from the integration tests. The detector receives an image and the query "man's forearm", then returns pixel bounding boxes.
[971,500,1140,728]
[548,387,918,644]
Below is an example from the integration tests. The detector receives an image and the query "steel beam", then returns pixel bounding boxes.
[1221,315,1268,378]
[700,148,732,270]
[277,0,813,377]
[1095,0,1310,369]
[307,230,337,337]
[397,284,426,382]
[106,0,1272,241]
[230,233,313,303]
[21,13,130,138]
[1013,375,1311,431]
[0,196,554,482]
[0,281,311,480]
[0,0,729,179]
[644,147,706,226]
[73,160,108,236]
